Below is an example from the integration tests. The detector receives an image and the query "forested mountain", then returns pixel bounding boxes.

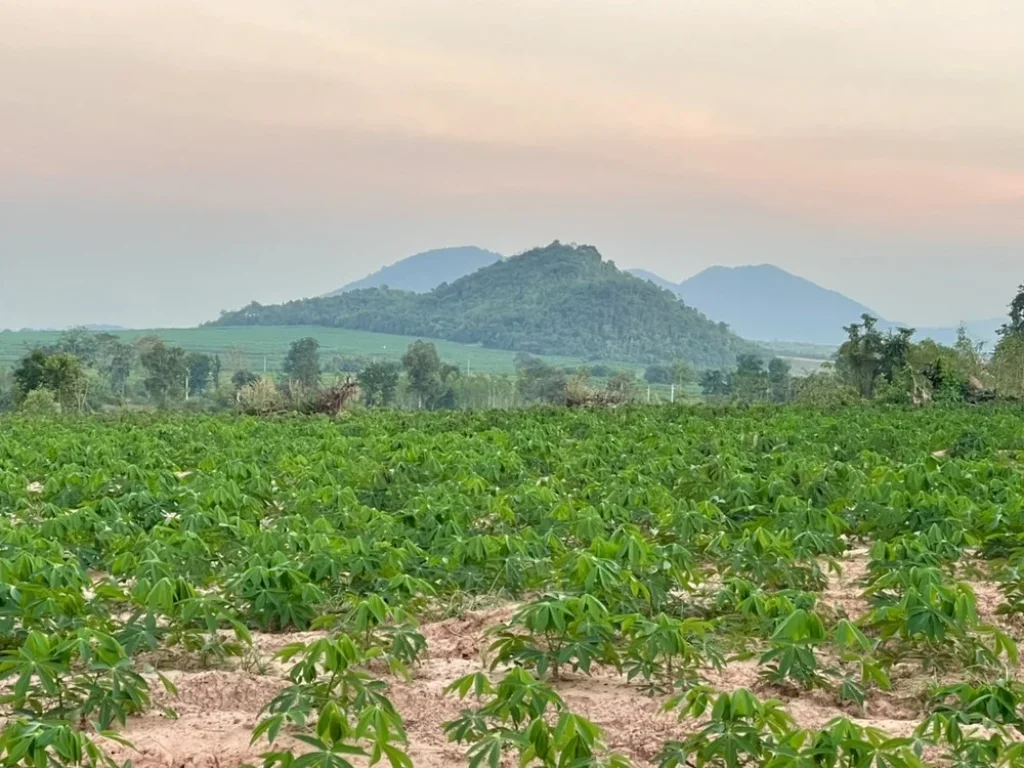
[215,242,756,366]
[327,246,502,295]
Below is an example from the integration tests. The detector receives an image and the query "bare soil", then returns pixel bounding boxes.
[103,550,1020,767]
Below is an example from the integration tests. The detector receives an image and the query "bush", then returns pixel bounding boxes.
[19,388,61,416]
[237,377,282,415]
[792,372,859,408]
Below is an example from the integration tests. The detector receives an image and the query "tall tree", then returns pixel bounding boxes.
[767,358,792,402]
[54,327,101,365]
[402,341,459,409]
[358,361,400,407]
[185,353,215,397]
[732,354,769,402]
[515,355,568,405]
[699,370,731,397]
[835,315,915,399]
[140,341,188,404]
[1001,283,1024,337]
[13,349,49,394]
[13,349,86,412]
[283,338,321,388]
[99,339,135,396]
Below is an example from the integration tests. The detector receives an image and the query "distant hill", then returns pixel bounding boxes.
[17,323,126,332]
[632,264,999,346]
[625,268,680,293]
[673,265,882,345]
[215,242,757,367]
[328,246,502,295]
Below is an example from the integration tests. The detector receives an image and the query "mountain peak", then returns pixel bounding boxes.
[328,246,502,295]
[215,242,756,367]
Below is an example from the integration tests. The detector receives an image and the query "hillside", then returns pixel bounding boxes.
[0,326,630,376]
[634,264,1001,346]
[674,264,884,345]
[328,246,502,295]
[214,242,756,367]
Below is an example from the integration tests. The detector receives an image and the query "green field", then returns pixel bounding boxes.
[3,405,1024,764]
[0,326,645,377]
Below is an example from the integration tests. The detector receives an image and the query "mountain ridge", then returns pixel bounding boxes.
[328,246,502,295]
[631,264,1000,346]
[214,242,756,367]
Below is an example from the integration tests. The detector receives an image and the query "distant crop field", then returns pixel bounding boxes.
[0,325,642,376]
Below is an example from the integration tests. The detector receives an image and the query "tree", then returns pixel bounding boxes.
[54,327,101,365]
[140,341,188,404]
[732,354,768,402]
[232,370,260,390]
[13,349,86,412]
[699,370,731,398]
[792,370,860,407]
[606,371,638,403]
[283,338,321,388]
[515,355,568,405]
[0,368,14,412]
[100,340,135,396]
[992,285,1024,398]
[402,340,459,409]
[1000,283,1024,337]
[644,365,673,385]
[13,349,49,395]
[835,315,915,399]
[358,361,400,407]
[42,353,87,412]
[185,353,215,398]
[767,358,792,403]
[671,361,696,388]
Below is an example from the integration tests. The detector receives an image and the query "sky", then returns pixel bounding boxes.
[1,0,1022,330]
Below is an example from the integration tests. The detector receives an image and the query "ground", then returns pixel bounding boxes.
[104,547,1012,768]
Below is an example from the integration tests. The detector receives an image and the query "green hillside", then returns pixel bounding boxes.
[213,242,757,367]
[0,326,642,376]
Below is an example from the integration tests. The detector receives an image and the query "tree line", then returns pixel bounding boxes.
[696,283,1024,406]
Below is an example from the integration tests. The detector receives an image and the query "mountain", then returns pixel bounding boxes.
[675,264,885,345]
[625,268,680,293]
[328,246,502,295]
[214,242,757,367]
[633,264,1003,346]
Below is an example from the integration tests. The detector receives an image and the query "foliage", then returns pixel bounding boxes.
[6,405,1024,763]
[13,350,87,412]
[140,341,188,405]
[282,338,321,388]
[19,389,61,416]
[402,341,459,410]
[212,242,758,367]
[791,369,859,407]
[358,362,401,407]
[444,669,629,768]
[516,354,568,405]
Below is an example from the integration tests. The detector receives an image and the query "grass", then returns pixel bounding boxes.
[0,326,647,377]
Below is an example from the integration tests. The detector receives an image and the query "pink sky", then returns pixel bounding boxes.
[1,0,1022,328]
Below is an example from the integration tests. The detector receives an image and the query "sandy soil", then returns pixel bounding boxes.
[101,549,1020,768]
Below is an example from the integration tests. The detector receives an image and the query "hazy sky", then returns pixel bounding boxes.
[2,0,1022,329]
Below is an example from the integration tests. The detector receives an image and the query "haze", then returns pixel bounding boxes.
[2,0,1022,330]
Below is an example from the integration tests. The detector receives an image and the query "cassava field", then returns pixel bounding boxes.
[4,406,1024,767]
